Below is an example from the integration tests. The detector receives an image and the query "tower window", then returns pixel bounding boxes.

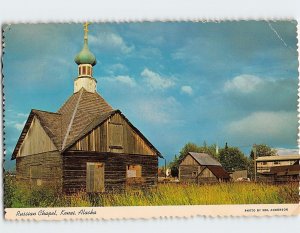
[82,66,86,75]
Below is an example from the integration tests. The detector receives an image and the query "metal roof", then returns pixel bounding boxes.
[188,152,221,166]
[256,155,300,162]
[206,165,231,179]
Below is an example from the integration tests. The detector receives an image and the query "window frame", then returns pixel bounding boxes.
[126,164,142,178]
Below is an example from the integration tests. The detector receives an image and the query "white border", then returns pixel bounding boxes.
[1,0,300,232]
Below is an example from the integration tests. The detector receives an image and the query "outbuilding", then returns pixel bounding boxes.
[179,152,230,184]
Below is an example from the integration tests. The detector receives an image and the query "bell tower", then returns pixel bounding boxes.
[74,22,97,93]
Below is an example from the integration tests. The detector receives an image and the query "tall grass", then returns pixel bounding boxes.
[4,175,299,208]
[102,183,299,206]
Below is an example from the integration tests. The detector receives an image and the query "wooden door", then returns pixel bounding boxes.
[86,162,105,192]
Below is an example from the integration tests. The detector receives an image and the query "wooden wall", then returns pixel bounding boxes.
[71,112,156,156]
[179,165,200,183]
[63,151,158,193]
[197,167,218,184]
[180,154,198,165]
[17,116,57,157]
[16,151,62,189]
[179,154,221,184]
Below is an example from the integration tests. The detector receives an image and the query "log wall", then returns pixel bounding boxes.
[179,165,200,183]
[63,151,158,193]
[16,151,62,189]
[179,165,218,184]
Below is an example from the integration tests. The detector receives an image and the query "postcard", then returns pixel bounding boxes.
[2,21,299,220]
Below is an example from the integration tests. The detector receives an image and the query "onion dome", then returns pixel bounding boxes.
[74,23,97,66]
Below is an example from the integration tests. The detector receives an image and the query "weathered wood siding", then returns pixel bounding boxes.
[197,167,218,184]
[17,116,57,157]
[179,164,219,184]
[71,112,156,155]
[63,151,158,193]
[16,151,62,189]
[180,154,198,165]
[179,165,201,183]
[179,155,219,184]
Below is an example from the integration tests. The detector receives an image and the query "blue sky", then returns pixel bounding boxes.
[3,21,299,170]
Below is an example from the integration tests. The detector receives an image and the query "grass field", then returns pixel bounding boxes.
[4,176,299,208]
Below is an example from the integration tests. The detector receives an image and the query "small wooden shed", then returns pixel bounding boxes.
[179,152,230,184]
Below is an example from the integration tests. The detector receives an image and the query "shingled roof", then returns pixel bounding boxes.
[12,88,161,159]
[188,152,222,166]
[58,88,113,149]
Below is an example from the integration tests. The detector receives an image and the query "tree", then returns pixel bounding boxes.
[219,143,248,172]
[168,154,179,177]
[250,144,277,160]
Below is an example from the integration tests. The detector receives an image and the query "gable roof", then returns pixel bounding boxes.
[12,88,162,159]
[63,109,162,157]
[206,165,230,179]
[188,152,221,166]
[11,109,61,160]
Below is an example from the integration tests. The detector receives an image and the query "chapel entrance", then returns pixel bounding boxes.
[86,162,105,192]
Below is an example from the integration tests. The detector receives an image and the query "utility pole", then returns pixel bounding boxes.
[253,144,257,182]
[164,158,167,178]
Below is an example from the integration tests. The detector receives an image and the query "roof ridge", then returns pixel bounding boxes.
[57,91,81,113]
[61,88,84,149]
[32,109,61,115]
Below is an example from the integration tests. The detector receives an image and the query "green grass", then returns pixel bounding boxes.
[4,176,299,208]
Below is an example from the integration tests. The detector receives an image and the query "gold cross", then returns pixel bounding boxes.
[84,22,90,34]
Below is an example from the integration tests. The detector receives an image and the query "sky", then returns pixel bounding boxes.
[3,21,299,170]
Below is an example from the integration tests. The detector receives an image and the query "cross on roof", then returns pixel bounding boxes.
[84,22,90,39]
[84,22,90,33]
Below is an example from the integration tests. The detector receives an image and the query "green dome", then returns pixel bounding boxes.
[74,40,97,66]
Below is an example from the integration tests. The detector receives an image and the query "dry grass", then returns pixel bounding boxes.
[102,182,299,206]
[4,175,299,208]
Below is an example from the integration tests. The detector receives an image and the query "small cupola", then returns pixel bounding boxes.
[74,23,97,93]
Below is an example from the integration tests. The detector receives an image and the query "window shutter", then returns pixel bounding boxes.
[109,123,123,149]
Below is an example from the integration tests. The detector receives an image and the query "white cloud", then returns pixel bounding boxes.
[14,120,26,131]
[224,75,263,93]
[17,113,29,118]
[276,148,299,155]
[136,96,181,124]
[181,85,193,95]
[115,75,137,87]
[89,32,134,54]
[141,68,175,90]
[226,111,297,145]
[107,63,128,74]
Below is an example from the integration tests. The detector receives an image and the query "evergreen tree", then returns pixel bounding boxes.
[219,143,248,172]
